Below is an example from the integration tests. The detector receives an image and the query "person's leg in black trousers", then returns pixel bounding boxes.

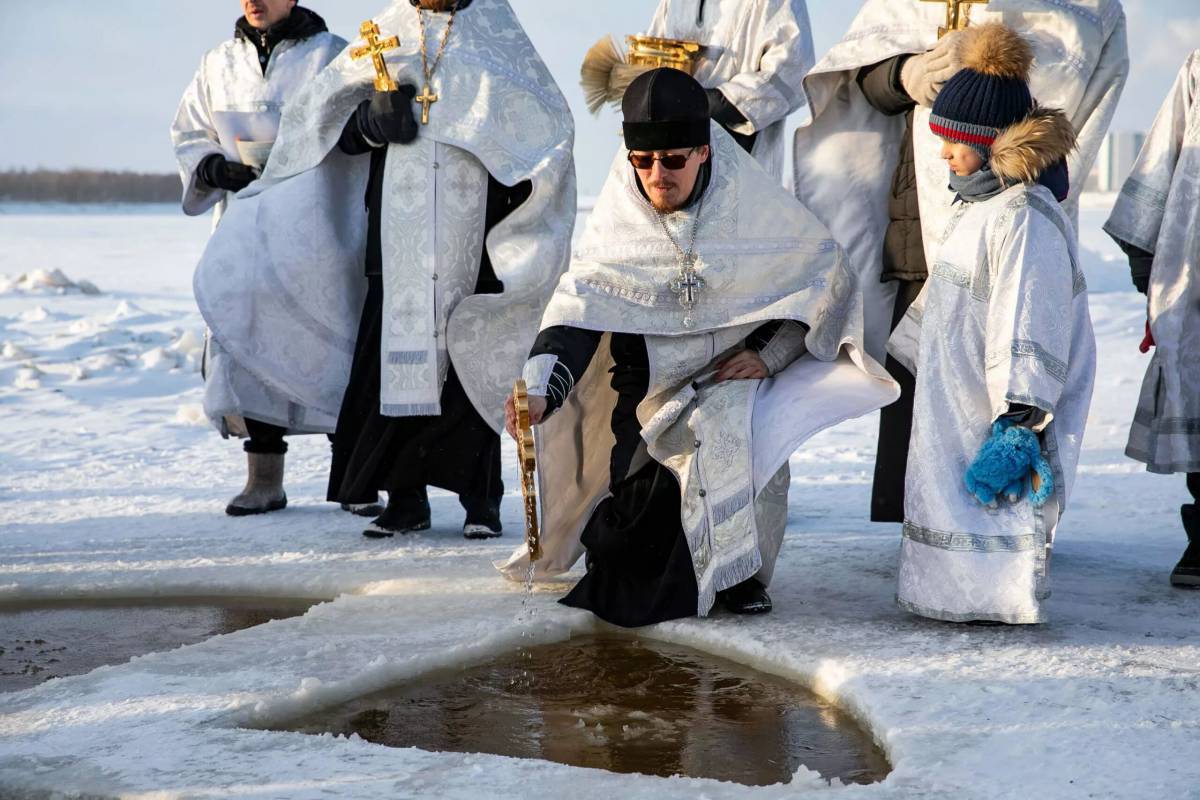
[1171,473,1200,587]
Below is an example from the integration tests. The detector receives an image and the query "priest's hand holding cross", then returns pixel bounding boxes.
[351,21,420,145]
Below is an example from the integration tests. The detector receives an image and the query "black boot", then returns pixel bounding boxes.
[364,492,431,538]
[1170,504,1200,588]
[461,496,503,540]
[716,577,772,615]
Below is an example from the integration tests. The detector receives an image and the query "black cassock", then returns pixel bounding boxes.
[530,322,788,628]
[327,121,531,520]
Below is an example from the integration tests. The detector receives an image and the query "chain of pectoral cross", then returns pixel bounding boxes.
[657,198,707,320]
[415,0,462,124]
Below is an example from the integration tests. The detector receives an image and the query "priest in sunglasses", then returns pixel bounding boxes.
[499,69,897,627]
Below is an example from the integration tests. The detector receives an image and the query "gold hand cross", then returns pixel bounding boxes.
[415,84,439,125]
[920,0,989,37]
[351,21,400,92]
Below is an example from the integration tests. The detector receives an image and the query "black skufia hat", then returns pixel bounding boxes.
[622,68,711,152]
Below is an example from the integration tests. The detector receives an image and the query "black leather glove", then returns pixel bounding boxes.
[359,85,419,146]
[198,154,257,193]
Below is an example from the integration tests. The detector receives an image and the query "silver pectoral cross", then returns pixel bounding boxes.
[669,257,706,328]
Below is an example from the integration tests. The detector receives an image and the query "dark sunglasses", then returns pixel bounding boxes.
[627,149,697,171]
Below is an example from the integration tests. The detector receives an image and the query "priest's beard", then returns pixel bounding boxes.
[645,179,692,213]
[415,0,458,9]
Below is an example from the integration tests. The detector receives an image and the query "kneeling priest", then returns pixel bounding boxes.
[499,69,898,627]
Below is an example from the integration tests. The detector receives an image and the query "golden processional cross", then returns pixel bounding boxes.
[513,380,542,563]
[351,21,400,92]
[921,0,989,37]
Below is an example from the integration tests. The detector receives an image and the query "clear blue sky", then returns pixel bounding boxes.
[0,0,1194,195]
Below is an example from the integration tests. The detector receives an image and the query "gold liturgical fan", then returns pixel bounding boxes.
[513,380,542,563]
[625,35,704,75]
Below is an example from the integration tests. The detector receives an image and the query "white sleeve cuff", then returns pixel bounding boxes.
[759,321,809,376]
[522,354,558,397]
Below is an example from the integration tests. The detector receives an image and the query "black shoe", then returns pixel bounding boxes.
[1170,505,1200,588]
[341,499,385,518]
[717,578,772,615]
[461,496,502,540]
[363,498,431,539]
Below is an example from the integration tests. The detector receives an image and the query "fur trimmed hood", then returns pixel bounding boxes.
[991,107,1077,185]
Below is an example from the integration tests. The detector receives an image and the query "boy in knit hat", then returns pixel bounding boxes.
[887,23,1097,624]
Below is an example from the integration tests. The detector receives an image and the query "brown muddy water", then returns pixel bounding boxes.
[276,635,890,786]
[0,598,316,693]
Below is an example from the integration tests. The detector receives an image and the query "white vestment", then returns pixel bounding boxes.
[793,0,1128,360]
[888,184,1096,624]
[172,24,346,435]
[646,0,813,181]
[171,28,346,224]
[499,128,898,615]
[1103,51,1200,475]
[193,0,576,435]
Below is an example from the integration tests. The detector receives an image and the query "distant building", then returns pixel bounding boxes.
[1085,131,1147,192]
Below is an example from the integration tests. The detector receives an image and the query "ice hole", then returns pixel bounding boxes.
[0,597,317,693]
[270,634,890,786]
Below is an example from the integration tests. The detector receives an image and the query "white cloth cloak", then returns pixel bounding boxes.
[498,127,898,616]
[888,184,1096,624]
[792,0,1128,360]
[646,0,813,182]
[193,0,576,435]
[171,28,346,224]
[1103,51,1200,475]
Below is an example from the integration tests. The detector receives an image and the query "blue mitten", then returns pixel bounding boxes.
[964,419,1054,508]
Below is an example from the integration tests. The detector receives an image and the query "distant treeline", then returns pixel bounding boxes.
[0,169,178,204]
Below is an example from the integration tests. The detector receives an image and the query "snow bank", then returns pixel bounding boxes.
[0,268,99,296]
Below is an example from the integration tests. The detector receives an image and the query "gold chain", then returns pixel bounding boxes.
[417,1,460,88]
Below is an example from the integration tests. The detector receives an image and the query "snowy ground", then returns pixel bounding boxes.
[0,197,1196,798]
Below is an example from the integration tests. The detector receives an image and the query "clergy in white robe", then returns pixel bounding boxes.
[172,5,345,227]
[1103,51,1200,587]
[887,24,1096,624]
[645,0,813,181]
[792,0,1127,524]
[171,3,346,516]
[498,69,897,626]
[193,0,576,536]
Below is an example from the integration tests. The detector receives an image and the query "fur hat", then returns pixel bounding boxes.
[929,23,1035,156]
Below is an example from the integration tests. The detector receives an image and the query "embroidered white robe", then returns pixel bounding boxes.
[793,0,1128,360]
[889,184,1096,624]
[499,127,898,615]
[193,0,576,435]
[171,28,345,224]
[647,0,813,181]
[1104,51,1200,475]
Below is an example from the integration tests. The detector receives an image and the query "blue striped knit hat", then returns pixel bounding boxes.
[930,23,1034,158]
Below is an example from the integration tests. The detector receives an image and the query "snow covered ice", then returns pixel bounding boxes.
[0,199,1196,798]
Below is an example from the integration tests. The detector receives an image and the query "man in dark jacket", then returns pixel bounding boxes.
[854,33,963,522]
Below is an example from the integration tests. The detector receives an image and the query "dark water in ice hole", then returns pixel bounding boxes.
[277,635,890,786]
[0,598,315,693]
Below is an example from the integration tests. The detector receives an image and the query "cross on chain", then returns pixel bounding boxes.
[350,21,400,92]
[415,84,439,125]
[920,0,989,37]
[669,257,706,311]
